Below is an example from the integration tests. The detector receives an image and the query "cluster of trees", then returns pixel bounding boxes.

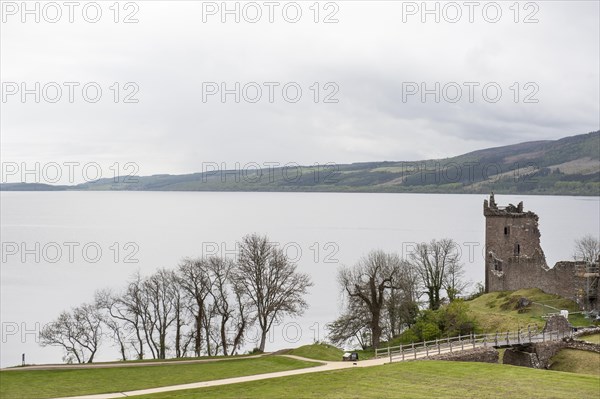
[40,234,312,363]
[327,239,470,349]
[42,232,599,362]
[329,235,600,350]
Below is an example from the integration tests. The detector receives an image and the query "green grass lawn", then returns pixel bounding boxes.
[581,333,600,344]
[0,356,318,399]
[288,343,344,361]
[550,349,600,376]
[4,353,256,369]
[135,360,600,399]
[467,288,590,333]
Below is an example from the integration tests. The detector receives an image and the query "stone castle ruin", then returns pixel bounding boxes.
[484,194,599,310]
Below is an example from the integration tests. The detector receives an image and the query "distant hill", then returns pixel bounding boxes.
[2,131,598,195]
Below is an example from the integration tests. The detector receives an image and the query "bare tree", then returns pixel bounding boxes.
[201,301,220,356]
[574,235,600,264]
[99,273,150,360]
[170,273,193,358]
[206,256,250,356]
[95,289,129,361]
[410,239,459,310]
[143,268,178,359]
[385,260,420,338]
[125,274,149,359]
[443,258,469,302]
[229,283,250,355]
[40,303,103,363]
[177,258,213,357]
[233,234,312,352]
[327,297,371,349]
[337,250,405,349]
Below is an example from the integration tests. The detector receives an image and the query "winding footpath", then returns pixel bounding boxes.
[8,339,520,399]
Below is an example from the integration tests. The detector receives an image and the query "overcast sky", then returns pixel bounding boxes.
[1,0,599,183]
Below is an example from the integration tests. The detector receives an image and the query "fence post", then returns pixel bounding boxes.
[425,342,429,357]
[542,330,545,342]
[461,335,464,351]
[402,345,405,361]
[472,332,475,349]
[388,346,391,363]
[413,342,416,359]
[495,332,498,347]
[518,328,521,344]
[450,339,453,353]
[437,339,440,354]
[506,332,509,345]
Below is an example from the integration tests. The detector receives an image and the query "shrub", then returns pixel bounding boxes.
[405,300,479,342]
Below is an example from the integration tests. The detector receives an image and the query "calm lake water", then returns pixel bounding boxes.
[1,192,598,367]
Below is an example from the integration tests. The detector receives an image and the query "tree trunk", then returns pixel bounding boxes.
[175,318,182,358]
[194,312,202,356]
[258,330,267,352]
[135,327,144,359]
[159,333,166,359]
[220,317,229,356]
[120,341,127,361]
[232,320,246,355]
[371,310,382,348]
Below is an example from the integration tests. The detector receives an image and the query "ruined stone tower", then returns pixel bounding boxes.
[483,193,599,310]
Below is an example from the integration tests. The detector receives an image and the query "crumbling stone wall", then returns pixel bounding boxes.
[565,340,600,354]
[542,315,573,334]
[574,326,600,338]
[425,347,499,363]
[484,194,598,309]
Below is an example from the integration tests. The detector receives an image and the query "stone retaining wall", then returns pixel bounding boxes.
[573,326,600,338]
[503,338,600,369]
[425,347,499,363]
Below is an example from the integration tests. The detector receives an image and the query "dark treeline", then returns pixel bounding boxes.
[40,234,312,363]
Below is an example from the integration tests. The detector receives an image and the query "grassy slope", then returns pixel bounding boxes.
[0,356,318,399]
[288,343,344,361]
[550,349,600,376]
[582,334,600,344]
[466,288,590,333]
[135,361,600,399]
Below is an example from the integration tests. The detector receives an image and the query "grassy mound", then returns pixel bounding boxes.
[135,360,600,398]
[288,343,344,361]
[550,349,600,376]
[466,288,589,332]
